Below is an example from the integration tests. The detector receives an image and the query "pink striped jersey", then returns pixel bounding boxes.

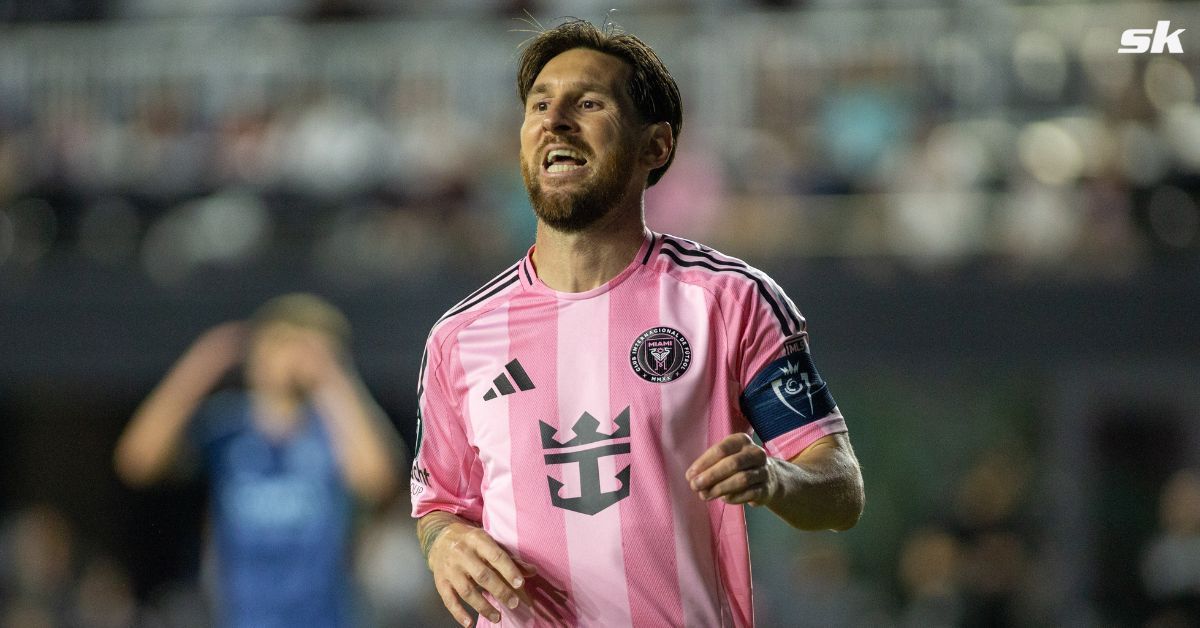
[411,230,848,627]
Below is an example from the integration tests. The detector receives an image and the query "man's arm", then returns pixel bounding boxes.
[417,511,534,627]
[306,345,404,504]
[113,322,245,486]
[765,433,864,530]
[686,432,864,531]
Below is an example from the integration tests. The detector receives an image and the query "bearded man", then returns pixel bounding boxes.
[410,19,864,628]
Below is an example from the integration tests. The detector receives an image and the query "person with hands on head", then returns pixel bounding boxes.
[411,18,864,627]
[115,293,404,628]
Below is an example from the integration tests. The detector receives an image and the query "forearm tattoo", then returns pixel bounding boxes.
[418,515,454,559]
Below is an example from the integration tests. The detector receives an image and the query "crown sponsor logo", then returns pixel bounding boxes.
[540,407,632,515]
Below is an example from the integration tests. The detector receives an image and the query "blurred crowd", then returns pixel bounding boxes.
[2,4,1199,290]
[6,458,1200,626]
[0,82,526,287]
[0,500,446,628]
[752,451,1200,628]
[3,0,907,22]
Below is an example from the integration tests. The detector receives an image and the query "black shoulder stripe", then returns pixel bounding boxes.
[659,247,795,336]
[424,263,521,395]
[522,259,533,285]
[661,236,745,268]
[760,276,802,335]
[661,234,718,254]
[418,265,519,459]
[450,261,521,312]
[663,236,802,333]
[660,238,801,334]
[436,273,520,327]
[771,286,804,335]
[642,234,658,265]
[421,271,519,398]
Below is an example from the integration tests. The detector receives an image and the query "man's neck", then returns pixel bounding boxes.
[251,391,304,439]
[531,203,646,293]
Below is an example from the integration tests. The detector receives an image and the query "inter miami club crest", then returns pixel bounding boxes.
[630,326,691,383]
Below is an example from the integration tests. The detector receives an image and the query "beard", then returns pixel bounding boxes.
[522,136,638,233]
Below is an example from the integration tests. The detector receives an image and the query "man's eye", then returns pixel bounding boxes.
[580,100,596,110]
[535,102,548,112]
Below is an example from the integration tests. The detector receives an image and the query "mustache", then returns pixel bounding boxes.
[538,137,592,158]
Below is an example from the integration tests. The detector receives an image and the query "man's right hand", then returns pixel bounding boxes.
[115,321,248,487]
[182,321,247,374]
[421,513,535,626]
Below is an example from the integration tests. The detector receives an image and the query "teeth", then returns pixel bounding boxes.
[547,163,583,173]
[544,148,586,166]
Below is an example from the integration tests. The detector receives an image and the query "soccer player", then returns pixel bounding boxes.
[411,20,865,627]
[114,294,403,628]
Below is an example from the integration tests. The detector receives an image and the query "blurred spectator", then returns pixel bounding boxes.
[71,556,138,628]
[898,526,963,628]
[772,537,890,627]
[113,293,404,627]
[818,67,914,190]
[0,504,76,625]
[1141,468,1200,624]
[354,500,444,627]
[644,140,726,242]
[951,447,1037,628]
[279,94,387,199]
[0,504,139,627]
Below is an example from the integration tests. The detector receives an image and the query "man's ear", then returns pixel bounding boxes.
[641,122,674,170]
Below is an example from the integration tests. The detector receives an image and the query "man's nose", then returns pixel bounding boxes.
[542,101,578,133]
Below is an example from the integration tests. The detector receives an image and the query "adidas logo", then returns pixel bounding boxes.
[483,359,536,401]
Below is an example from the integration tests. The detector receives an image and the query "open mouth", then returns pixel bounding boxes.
[543,148,589,173]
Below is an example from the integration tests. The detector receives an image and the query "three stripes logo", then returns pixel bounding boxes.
[482,359,536,401]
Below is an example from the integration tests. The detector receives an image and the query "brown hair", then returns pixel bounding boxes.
[517,18,683,187]
[250,293,351,347]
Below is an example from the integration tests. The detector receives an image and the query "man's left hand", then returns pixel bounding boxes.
[686,434,778,507]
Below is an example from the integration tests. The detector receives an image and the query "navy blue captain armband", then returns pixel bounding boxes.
[739,350,837,442]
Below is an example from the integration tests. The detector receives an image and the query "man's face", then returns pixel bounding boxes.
[245,322,334,399]
[520,48,644,232]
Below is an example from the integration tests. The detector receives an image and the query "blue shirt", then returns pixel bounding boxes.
[191,391,353,628]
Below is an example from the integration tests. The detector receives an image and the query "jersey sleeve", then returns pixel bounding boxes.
[410,339,485,523]
[727,272,847,461]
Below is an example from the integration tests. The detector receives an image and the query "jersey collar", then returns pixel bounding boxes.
[520,229,658,300]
